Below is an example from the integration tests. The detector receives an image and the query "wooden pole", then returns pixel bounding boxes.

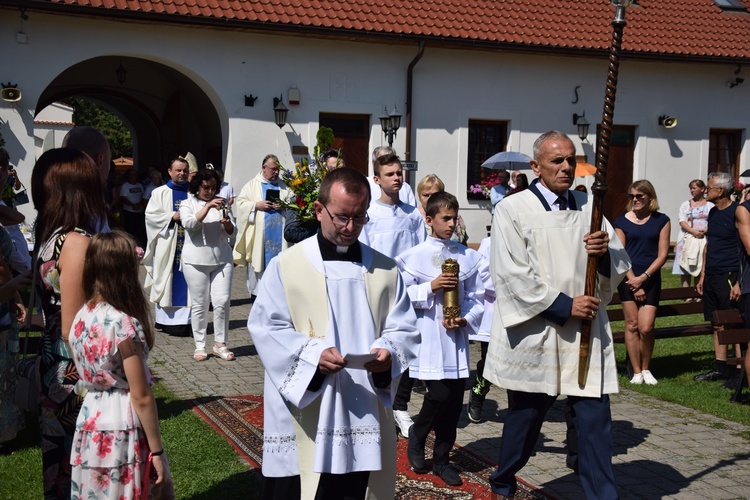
[578,3,631,387]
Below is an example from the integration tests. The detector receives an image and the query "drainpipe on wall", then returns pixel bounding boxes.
[404,41,425,186]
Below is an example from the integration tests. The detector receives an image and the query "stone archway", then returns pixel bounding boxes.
[37,56,223,174]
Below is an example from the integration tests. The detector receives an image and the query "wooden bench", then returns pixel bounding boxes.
[608,287,710,344]
[712,309,749,402]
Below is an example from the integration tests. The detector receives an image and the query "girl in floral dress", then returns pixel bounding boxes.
[69,231,173,499]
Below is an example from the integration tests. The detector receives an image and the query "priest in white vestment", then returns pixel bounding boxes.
[484,132,630,500]
[248,168,420,500]
[143,157,193,334]
[234,154,289,297]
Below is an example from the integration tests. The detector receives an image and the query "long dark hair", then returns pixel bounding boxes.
[31,148,107,249]
[83,231,155,349]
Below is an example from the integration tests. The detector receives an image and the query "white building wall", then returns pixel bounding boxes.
[1,12,749,242]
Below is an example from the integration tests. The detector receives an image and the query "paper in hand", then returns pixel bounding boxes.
[343,352,378,369]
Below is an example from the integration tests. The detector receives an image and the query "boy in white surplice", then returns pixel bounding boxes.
[248,167,420,500]
[395,192,484,487]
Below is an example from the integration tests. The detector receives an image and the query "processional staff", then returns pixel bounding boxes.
[579,0,634,386]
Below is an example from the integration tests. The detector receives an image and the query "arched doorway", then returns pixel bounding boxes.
[36,56,223,174]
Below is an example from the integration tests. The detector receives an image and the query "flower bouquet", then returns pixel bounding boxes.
[467,171,501,199]
[279,157,331,222]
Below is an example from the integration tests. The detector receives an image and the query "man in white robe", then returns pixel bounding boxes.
[484,131,630,500]
[143,157,192,334]
[234,154,289,297]
[248,167,420,500]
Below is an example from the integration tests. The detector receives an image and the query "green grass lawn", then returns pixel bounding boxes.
[609,267,750,429]
[0,384,259,499]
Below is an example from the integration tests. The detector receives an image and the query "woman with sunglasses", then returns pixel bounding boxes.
[614,180,671,385]
[179,169,236,361]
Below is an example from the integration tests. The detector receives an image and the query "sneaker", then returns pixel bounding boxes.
[467,390,485,423]
[393,410,414,439]
[630,373,643,385]
[693,369,731,382]
[641,370,658,385]
[407,427,428,473]
[432,464,462,486]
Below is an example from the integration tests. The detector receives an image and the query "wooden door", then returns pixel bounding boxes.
[319,113,370,176]
[597,125,635,223]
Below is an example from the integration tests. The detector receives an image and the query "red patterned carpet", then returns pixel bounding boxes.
[192,395,551,499]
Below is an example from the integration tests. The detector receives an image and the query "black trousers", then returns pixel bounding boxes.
[261,471,370,500]
[475,342,489,384]
[393,368,414,411]
[489,390,617,499]
[411,378,466,466]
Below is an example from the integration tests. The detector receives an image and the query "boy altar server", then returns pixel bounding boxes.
[359,153,425,258]
[248,167,420,500]
[359,152,426,438]
[396,192,484,487]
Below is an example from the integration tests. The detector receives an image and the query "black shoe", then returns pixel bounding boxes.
[407,427,428,473]
[432,464,462,486]
[694,369,731,382]
[722,374,741,390]
[467,390,484,423]
[566,453,579,475]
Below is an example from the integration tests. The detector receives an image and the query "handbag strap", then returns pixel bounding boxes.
[20,252,39,358]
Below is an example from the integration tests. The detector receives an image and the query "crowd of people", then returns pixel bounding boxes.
[2,125,750,500]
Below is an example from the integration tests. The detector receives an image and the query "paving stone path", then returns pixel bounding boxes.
[149,269,750,499]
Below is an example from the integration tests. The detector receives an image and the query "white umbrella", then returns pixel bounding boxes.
[481,151,533,170]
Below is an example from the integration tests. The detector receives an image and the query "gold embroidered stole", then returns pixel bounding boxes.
[278,240,398,499]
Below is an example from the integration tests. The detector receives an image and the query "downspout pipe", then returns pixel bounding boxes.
[405,41,425,182]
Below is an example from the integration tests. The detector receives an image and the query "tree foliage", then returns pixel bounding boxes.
[63,97,133,158]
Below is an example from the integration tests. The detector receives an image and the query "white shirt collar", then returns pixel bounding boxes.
[536,181,568,211]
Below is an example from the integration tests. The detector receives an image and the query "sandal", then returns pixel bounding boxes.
[213,345,235,361]
[194,348,207,362]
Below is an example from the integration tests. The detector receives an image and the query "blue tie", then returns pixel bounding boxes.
[557,196,568,211]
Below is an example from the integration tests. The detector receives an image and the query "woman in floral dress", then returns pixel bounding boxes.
[30,148,107,498]
[69,231,172,499]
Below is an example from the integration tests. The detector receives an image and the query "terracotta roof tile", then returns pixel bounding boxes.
[33,0,750,60]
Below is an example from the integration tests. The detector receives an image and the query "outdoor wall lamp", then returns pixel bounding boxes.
[273,94,288,128]
[115,58,127,85]
[379,104,402,148]
[658,115,677,128]
[572,112,590,141]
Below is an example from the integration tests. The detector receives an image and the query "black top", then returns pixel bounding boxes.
[705,202,740,275]
[739,201,750,294]
[614,211,670,274]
